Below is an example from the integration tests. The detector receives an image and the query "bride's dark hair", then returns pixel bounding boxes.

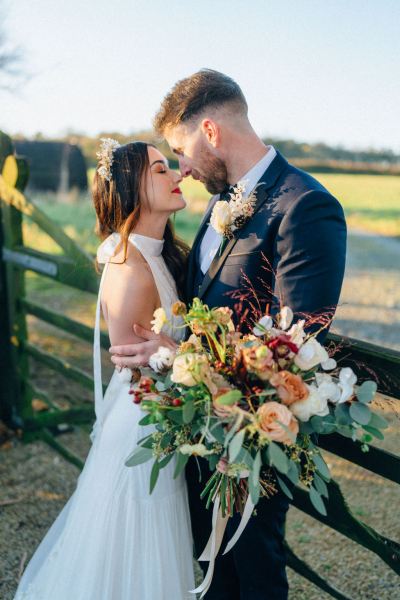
[92,141,189,299]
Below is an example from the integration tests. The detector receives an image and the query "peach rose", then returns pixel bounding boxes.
[270,370,309,406]
[257,401,299,444]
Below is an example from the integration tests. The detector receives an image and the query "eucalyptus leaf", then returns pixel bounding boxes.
[362,425,385,440]
[368,412,389,430]
[286,460,300,485]
[335,403,351,426]
[160,432,173,449]
[224,417,241,447]
[183,400,196,424]
[207,454,220,471]
[208,422,226,444]
[337,425,354,439]
[309,485,327,516]
[173,452,189,479]
[158,453,174,469]
[349,402,371,426]
[125,446,153,467]
[249,475,260,505]
[276,475,293,500]
[310,414,336,434]
[149,460,160,494]
[268,442,289,474]
[313,453,331,481]
[155,381,166,392]
[299,421,314,435]
[313,473,328,498]
[217,389,242,405]
[141,437,155,450]
[166,409,184,425]
[251,451,262,488]
[310,416,325,434]
[356,380,377,404]
[240,448,254,469]
[229,429,245,463]
[138,414,153,426]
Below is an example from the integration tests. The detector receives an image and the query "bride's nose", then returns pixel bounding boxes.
[172,171,183,185]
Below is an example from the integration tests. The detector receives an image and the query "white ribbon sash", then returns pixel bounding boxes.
[190,493,255,598]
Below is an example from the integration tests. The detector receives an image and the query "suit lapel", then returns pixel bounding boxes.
[197,151,288,300]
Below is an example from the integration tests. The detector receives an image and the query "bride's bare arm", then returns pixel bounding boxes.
[101,261,159,347]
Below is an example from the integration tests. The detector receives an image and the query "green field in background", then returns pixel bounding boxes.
[24,171,399,263]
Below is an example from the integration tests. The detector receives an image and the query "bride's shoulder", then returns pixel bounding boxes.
[103,244,156,297]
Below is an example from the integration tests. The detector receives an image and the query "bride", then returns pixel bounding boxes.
[13,140,196,599]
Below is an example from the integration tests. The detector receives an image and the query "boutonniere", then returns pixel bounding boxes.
[210,179,258,241]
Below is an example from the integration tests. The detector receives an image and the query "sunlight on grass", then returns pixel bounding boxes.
[22,171,400,265]
[316,173,400,236]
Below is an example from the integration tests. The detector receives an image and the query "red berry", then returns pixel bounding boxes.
[172,398,182,407]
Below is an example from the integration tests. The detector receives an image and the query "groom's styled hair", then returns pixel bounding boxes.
[154,69,248,134]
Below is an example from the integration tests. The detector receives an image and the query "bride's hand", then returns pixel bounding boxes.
[109,324,177,368]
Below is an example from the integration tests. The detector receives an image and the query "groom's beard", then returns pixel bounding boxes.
[196,149,228,195]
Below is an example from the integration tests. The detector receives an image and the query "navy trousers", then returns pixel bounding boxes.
[186,456,289,600]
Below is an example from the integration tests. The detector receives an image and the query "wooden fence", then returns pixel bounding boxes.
[0,131,399,599]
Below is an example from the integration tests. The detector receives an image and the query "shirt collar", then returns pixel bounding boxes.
[238,145,277,197]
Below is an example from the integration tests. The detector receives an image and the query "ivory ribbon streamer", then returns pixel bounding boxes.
[189,497,229,598]
[90,262,109,442]
[223,493,255,555]
[190,493,255,597]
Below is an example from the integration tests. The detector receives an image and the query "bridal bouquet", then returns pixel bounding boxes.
[125,298,387,519]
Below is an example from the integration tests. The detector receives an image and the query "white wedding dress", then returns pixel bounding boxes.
[14,233,195,600]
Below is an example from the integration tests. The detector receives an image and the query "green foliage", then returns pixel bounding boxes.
[124,446,153,467]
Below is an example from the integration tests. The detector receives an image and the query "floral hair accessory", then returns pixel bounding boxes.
[96,137,121,181]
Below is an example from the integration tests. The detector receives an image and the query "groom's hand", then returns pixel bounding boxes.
[109,324,177,368]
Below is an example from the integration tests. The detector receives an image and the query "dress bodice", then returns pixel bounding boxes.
[96,232,184,343]
[92,232,185,439]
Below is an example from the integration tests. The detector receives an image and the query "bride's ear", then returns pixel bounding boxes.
[201,118,220,148]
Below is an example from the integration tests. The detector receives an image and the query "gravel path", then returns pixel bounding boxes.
[1,231,399,600]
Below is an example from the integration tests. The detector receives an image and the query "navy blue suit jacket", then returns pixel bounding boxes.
[186,150,347,337]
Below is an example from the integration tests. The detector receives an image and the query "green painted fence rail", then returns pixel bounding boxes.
[1,129,399,599]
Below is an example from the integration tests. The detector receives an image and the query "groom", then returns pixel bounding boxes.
[110,69,347,599]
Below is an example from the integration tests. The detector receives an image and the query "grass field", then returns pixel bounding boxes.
[180,172,400,237]
[24,171,400,258]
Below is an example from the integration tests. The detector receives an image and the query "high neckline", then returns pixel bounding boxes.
[128,233,164,257]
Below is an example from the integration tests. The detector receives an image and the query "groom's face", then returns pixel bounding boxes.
[165,124,228,195]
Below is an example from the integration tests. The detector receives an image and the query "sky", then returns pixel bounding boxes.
[1,0,400,151]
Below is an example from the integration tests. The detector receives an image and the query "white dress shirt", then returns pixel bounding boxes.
[199,145,277,274]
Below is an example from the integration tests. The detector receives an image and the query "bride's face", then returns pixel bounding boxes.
[141,147,186,215]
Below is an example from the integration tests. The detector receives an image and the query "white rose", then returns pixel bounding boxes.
[315,372,341,403]
[150,307,168,334]
[336,367,357,404]
[287,319,306,347]
[149,346,175,373]
[210,201,232,235]
[321,357,337,371]
[290,384,329,422]
[252,315,273,336]
[171,353,212,389]
[294,338,329,371]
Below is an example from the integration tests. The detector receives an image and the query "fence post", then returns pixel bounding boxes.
[0,131,31,427]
